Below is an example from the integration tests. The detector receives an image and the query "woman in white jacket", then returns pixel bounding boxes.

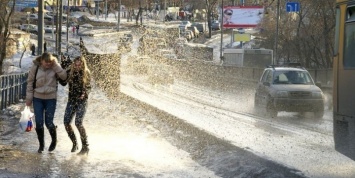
[26,52,67,153]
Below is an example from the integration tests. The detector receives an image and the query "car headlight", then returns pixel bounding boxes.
[312,92,323,98]
[276,91,288,97]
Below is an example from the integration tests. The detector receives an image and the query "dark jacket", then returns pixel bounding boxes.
[61,69,91,102]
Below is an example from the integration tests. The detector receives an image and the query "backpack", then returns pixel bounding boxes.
[33,65,39,89]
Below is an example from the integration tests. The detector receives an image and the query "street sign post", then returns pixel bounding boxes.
[286,2,300,12]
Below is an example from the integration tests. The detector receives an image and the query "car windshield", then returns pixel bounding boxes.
[273,70,314,85]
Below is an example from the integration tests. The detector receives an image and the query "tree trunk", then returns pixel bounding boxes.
[0,49,5,75]
[19,48,27,68]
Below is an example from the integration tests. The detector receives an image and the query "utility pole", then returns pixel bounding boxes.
[164,0,166,22]
[220,0,224,62]
[140,0,142,25]
[274,0,280,65]
[66,0,69,53]
[117,0,121,30]
[45,1,55,40]
[38,0,44,55]
[105,0,107,20]
[55,0,59,55]
[58,0,63,59]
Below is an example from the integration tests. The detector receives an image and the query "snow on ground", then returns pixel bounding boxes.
[0,16,222,177]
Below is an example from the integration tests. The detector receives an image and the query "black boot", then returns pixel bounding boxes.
[35,128,44,153]
[77,138,89,155]
[65,125,78,152]
[77,126,89,155]
[48,127,57,152]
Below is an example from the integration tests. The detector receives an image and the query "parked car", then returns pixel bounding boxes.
[44,25,55,33]
[53,14,68,22]
[44,14,53,21]
[254,63,325,118]
[19,24,39,33]
[29,14,38,20]
[186,30,195,39]
[211,20,221,30]
[191,22,205,33]
[187,26,199,38]
[178,21,192,32]
[70,6,88,12]
[45,25,67,34]
[46,11,54,16]
[179,21,192,27]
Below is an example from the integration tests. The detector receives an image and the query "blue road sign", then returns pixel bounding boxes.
[286,2,300,12]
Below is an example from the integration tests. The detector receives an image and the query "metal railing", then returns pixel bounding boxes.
[0,72,28,110]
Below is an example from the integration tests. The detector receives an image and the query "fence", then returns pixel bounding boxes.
[0,72,28,110]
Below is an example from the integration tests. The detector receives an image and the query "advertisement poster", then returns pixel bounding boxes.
[234,33,251,42]
[223,6,264,28]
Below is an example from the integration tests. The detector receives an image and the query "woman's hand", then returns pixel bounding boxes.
[79,92,85,100]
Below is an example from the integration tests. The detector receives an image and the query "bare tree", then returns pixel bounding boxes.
[205,0,218,38]
[0,0,16,74]
[258,0,335,69]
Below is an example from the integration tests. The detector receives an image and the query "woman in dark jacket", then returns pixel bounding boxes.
[61,56,91,155]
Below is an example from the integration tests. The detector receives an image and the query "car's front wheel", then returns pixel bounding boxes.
[266,97,278,118]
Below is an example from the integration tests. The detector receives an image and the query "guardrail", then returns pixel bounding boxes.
[0,72,28,110]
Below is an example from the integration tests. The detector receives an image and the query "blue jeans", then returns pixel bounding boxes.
[63,100,88,127]
[33,97,57,129]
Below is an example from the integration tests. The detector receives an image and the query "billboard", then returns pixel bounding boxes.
[15,0,37,7]
[234,33,251,42]
[223,6,264,28]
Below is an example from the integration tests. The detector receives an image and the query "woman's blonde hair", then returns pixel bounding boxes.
[35,52,56,63]
[68,55,91,85]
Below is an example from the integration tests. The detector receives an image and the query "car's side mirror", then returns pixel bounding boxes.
[316,81,322,88]
[263,82,271,86]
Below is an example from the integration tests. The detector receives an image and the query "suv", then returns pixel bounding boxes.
[211,20,221,30]
[191,22,204,33]
[254,64,325,118]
